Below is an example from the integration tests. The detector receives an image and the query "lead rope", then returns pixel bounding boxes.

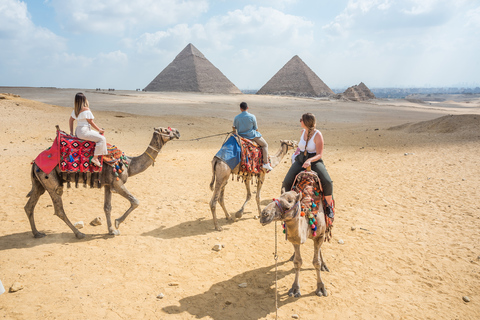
[274,220,278,319]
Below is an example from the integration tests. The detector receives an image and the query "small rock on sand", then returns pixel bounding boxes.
[74,221,84,229]
[90,217,102,226]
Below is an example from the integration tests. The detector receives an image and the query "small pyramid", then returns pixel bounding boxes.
[256,55,333,97]
[342,82,375,101]
[144,43,241,94]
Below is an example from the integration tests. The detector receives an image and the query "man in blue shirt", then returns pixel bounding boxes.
[233,102,273,171]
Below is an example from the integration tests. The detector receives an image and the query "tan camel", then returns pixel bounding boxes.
[209,139,297,231]
[260,190,329,297]
[24,127,180,239]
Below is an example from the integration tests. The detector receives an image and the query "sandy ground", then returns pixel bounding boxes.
[0,88,479,320]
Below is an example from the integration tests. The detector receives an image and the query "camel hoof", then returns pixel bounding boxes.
[288,288,301,298]
[215,226,223,232]
[34,232,46,238]
[235,210,243,219]
[316,286,328,297]
[109,229,120,236]
[75,232,85,239]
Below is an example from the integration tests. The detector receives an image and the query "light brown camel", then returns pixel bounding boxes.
[24,127,180,239]
[260,190,329,297]
[209,139,297,231]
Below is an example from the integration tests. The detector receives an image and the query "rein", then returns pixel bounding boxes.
[179,131,231,142]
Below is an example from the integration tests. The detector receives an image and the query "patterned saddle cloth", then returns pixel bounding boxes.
[59,131,103,173]
[292,170,333,241]
[238,136,268,175]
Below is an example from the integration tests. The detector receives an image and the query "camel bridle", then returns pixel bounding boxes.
[273,199,300,221]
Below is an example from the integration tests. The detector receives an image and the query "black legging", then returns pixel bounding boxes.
[282,152,333,196]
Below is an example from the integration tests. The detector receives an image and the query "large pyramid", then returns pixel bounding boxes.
[144,43,241,94]
[256,55,333,97]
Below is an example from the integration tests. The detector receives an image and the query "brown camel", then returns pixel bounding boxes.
[24,127,180,239]
[260,190,329,297]
[209,139,297,231]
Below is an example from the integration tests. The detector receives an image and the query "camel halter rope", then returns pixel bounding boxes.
[272,199,300,319]
[145,128,172,166]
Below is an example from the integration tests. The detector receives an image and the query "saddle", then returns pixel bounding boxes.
[292,170,333,242]
[34,129,128,189]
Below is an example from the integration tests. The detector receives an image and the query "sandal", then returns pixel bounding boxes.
[91,157,102,167]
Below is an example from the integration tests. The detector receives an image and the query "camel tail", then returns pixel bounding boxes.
[209,159,217,191]
[26,163,36,198]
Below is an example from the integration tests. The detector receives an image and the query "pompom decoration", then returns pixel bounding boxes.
[300,212,305,217]
[312,232,317,237]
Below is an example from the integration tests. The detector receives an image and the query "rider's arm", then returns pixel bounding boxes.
[302,131,324,168]
[69,116,75,135]
[86,119,105,134]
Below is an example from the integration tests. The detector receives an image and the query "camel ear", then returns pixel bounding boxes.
[295,191,302,202]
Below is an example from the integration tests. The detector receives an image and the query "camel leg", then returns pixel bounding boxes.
[218,185,232,221]
[313,237,328,297]
[47,188,85,239]
[254,176,265,216]
[112,182,139,232]
[210,174,230,231]
[103,185,118,236]
[288,244,303,298]
[24,169,46,238]
[234,178,252,219]
[319,247,330,272]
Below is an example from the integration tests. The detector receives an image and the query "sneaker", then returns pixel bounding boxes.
[91,158,102,167]
[325,205,334,219]
[263,163,273,171]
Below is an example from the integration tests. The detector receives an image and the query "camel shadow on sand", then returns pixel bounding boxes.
[0,231,113,251]
[162,260,323,319]
[141,214,253,239]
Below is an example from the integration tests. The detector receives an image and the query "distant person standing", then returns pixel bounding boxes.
[69,92,107,167]
[233,102,273,171]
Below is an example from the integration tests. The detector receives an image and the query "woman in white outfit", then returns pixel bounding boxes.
[68,92,107,167]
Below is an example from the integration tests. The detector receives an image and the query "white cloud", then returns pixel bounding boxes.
[0,0,66,59]
[49,0,209,35]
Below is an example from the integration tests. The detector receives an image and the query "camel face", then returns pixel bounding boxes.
[260,191,299,225]
[155,127,180,140]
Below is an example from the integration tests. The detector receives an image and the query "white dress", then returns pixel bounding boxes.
[71,110,107,156]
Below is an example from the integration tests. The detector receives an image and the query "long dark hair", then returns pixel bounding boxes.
[302,113,316,143]
[74,92,89,117]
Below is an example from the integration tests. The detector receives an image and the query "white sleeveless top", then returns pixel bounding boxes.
[71,110,94,127]
[298,129,320,153]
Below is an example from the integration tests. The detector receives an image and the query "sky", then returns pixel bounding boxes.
[1,0,479,90]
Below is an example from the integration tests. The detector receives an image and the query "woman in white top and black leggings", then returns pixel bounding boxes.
[68,92,107,167]
[282,113,334,217]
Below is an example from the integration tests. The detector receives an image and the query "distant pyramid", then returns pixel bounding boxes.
[342,82,375,101]
[256,55,333,97]
[144,43,241,94]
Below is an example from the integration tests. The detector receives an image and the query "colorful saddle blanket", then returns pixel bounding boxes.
[238,136,265,175]
[59,131,102,173]
[215,135,241,170]
[292,170,333,242]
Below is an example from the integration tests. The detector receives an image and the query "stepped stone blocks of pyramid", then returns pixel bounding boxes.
[144,43,241,94]
[256,55,333,98]
[341,82,376,101]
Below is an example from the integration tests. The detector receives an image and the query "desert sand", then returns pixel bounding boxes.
[0,88,479,319]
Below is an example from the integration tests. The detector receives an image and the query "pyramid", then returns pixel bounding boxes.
[256,55,333,97]
[144,43,241,94]
[342,82,375,101]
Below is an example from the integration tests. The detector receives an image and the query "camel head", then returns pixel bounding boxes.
[154,127,181,144]
[260,191,302,226]
[280,139,298,150]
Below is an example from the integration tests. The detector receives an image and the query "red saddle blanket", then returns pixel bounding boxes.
[292,170,333,241]
[238,137,266,175]
[59,131,103,173]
